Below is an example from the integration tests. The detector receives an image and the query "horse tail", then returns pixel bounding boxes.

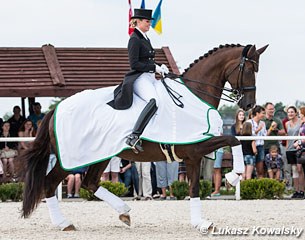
[21,109,55,218]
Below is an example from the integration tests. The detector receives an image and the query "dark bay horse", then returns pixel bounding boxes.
[20,44,268,231]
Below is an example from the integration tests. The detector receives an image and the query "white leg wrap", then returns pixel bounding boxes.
[190,197,203,227]
[190,197,213,232]
[94,186,131,215]
[232,145,245,174]
[46,196,71,230]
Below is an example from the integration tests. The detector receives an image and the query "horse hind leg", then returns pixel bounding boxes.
[44,158,76,231]
[82,161,131,226]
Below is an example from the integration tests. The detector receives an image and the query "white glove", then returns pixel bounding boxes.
[155,64,169,77]
[160,64,169,75]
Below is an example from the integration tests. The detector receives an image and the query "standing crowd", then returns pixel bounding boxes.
[229,102,305,199]
[0,103,44,183]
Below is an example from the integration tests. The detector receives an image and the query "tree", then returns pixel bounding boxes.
[48,97,65,111]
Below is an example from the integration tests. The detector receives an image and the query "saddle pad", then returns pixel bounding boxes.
[54,77,223,170]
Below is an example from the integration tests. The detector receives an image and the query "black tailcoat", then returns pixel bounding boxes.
[108,28,156,110]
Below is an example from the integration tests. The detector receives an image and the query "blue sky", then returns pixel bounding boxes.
[0,0,304,116]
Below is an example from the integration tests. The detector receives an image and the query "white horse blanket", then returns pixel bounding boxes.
[54,77,223,170]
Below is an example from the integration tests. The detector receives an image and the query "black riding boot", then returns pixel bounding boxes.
[126,99,158,153]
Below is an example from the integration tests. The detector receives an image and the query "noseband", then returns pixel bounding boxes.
[166,45,258,104]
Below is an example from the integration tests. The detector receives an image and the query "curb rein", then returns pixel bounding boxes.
[161,47,258,107]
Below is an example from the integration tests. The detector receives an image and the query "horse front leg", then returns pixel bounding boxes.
[82,160,131,226]
[224,137,245,186]
[185,158,213,232]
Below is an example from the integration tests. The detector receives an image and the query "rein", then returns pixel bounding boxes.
[163,46,258,105]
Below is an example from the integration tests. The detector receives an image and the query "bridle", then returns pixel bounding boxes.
[163,45,258,106]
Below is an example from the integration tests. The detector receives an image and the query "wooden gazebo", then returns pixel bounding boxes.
[0,44,179,114]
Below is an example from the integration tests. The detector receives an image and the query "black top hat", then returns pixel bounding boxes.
[131,9,154,20]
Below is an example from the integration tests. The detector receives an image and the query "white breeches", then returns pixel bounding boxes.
[133,73,159,106]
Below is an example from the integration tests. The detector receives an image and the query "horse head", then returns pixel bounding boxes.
[182,44,268,111]
[226,44,269,111]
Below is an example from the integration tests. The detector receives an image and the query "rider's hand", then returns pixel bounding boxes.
[155,64,169,77]
[160,64,169,75]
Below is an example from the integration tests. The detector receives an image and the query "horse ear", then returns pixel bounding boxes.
[256,44,269,55]
[246,45,256,58]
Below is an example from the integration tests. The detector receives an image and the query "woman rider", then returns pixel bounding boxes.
[108,8,169,153]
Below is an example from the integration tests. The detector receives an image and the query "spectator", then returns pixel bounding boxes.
[231,109,246,136]
[265,145,283,181]
[0,118,3,135]
[66,167,87,198]
[130,162,140,199]
[101,156,121,183]
[178,161,187,182]
[135,162,153,200]
[247,105,267,178]
[18,120,35,151]
[0,152,3,183]
[211,148,224,197]
[0,122,18,182]
[150,162,161,198]
[119,159,135,196]
[263,102,285,154]
[285,106,303,198]
[281,114,291,189]
[292,106,305,199]
[27,102,45,130]
[8,106,26,138]
[155,160,179,200]
[240,122,257,180]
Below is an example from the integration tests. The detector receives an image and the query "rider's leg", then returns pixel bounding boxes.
[126,74,158,153]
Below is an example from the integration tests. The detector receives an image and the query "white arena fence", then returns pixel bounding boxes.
[1,136,305,201]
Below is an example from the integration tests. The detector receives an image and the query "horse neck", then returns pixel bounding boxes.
[183,48,240,108]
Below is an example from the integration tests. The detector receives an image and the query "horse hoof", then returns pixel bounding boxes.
[119,213,131,226]
[196,220,214,234]
[62,224,76,231]
[225,171,240,187]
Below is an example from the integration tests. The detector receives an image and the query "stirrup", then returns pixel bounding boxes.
[126,134,143,154]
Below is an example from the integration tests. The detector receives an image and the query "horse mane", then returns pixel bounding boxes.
[182,43,243,76]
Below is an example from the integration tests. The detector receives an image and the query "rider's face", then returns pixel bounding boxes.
[137,19,151,33]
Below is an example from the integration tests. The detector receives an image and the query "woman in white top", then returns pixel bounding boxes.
[286,106,303,198]
[247,105,267,178]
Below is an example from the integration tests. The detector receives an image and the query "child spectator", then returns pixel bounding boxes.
[265,145,283,181]
[241,122,257,180]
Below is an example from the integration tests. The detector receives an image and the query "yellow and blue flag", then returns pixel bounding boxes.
[151,0,163,34]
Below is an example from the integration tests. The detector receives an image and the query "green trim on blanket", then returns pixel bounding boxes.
[141,133,214,145]
[178,77,217,110]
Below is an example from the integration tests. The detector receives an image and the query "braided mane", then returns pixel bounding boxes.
[183,43,243,75]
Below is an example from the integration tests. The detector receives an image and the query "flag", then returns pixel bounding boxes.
[151,0,163,34]
[140,0,145,8]
[128,0,134,35]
